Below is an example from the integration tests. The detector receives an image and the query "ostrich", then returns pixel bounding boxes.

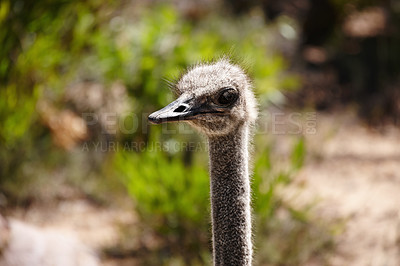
[148,59,257,266]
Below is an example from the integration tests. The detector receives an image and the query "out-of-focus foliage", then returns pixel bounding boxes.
[115,147,211,263]
[0,0,297,195]
[260,0,400,123]
[253,137,332,265]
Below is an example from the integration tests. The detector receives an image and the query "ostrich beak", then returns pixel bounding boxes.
[148,95,199,124]
[148,95,226,124]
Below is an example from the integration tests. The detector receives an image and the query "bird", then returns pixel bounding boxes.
[148,58,258,266]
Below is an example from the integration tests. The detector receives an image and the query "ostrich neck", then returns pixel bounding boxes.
[208,124,252,266]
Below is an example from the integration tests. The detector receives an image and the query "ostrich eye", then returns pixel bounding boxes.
[216,88,238,106]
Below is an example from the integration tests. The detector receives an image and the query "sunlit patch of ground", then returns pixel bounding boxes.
[8,199,137,265]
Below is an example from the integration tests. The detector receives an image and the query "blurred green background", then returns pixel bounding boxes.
[1,0,399,265]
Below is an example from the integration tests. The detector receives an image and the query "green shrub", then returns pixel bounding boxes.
[115,146,210,263]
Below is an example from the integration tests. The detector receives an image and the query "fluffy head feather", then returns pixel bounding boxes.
[175,59,258,136]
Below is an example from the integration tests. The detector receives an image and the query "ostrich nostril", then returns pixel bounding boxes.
[174,105,187,113]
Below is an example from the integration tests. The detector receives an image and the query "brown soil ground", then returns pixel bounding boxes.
[285,110,400,266]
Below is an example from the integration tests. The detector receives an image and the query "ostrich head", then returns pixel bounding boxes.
[148,59,258,137]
